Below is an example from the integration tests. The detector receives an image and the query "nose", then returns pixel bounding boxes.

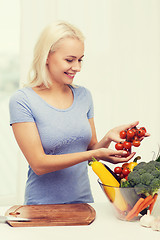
[71,60,81,72]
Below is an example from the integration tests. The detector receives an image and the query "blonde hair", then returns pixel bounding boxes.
[24,21,85,88]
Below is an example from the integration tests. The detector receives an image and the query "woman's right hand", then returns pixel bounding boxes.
[96,148,136,164]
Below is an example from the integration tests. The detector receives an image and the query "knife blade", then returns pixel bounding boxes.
[0,215,31,223]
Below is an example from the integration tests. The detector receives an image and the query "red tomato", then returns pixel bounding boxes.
[122,168,130,177]
[122,149,131,158]
[124,150,130,157]
[122,163,128,168]
[133,136,139,141]
[131,127,137,134]
[137,129,145,138]
[140,127,147,133]
[127,129,135,139]
[132,140,141,147]
[115,142,124,150]
[123,141,132,150]
[120,130,127,139]
[114,166,122,174]
[125,176,128,180]
[119,173,124,179]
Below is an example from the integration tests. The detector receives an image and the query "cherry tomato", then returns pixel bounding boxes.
[123,141,132,150]
[140,127,146,133]
[137,129,145,138]
[122,168,130,177]
[133,136,139,141]
[120,130,127,139]
[125,176,128,180]
[132,140,141,147]
[124,150,131,157]
[131,127,137,134]
[127,129,135,139]
[122,163,128,168]
[119,173,124,179]
[114,166,122,174]
[115,142,124,150]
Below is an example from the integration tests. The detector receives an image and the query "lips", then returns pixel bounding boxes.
[64,72,75,79]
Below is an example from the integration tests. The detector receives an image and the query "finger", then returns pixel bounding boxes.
[112,152,136,164]
[123,121,139,131]
[111,150,128,156]
[114,137,125,143]
[115,152,135,160]
[145,132,150,137]
[124,152,136,161]
[139,133,150,141]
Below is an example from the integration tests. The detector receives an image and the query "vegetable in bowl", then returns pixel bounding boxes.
[121,160,160,197]
[89,153,160,221]
[120,159,160,220]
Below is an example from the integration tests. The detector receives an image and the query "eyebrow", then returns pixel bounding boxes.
[66,55,84,59]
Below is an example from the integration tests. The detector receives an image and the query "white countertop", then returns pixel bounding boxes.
[0,202,160,240]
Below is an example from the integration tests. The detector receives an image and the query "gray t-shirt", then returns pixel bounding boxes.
[9,85,94,204]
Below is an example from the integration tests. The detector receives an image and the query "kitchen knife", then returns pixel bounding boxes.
[0,215,31,223]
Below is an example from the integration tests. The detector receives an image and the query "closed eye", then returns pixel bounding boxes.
[65,59,73,63]
[65,59,83,62]
[65,55,84,63]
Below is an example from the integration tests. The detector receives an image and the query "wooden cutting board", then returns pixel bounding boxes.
[5,203,96,227]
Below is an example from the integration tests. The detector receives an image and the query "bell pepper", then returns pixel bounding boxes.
[122,156,141,172]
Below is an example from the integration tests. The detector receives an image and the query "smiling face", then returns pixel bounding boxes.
[46,37,84,86]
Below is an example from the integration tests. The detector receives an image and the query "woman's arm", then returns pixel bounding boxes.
[12,122,98,175]
[12,121,134,175]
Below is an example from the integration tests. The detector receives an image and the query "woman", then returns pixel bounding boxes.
[9,21,146,205]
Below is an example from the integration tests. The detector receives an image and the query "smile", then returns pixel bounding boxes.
[64,72,75,79]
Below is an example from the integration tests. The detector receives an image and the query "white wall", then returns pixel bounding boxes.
[18,0,160,203]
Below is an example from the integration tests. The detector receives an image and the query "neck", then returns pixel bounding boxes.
[37,82,70,93]
[49,83,70,94]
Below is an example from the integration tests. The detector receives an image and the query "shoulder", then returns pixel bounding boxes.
[9,87,32,107]
[10,87,33,100]
[9,88,35,124]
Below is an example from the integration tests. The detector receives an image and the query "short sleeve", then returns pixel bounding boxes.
[9,90,35,125]
[85,88,94,119]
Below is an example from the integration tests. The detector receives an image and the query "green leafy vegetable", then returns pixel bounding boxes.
[122,160,160,197]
